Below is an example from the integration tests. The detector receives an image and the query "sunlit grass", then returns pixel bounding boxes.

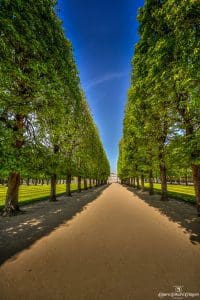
[144,183,195,203]
[0,183,87,208]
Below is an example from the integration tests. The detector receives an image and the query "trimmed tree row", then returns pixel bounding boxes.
[118,0,200,215]
[0,0,110,215]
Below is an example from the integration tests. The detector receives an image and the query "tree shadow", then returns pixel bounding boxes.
[0,185,108,265]
[126,186,200,246]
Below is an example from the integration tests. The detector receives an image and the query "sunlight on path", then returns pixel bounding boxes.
[0,183,200,300]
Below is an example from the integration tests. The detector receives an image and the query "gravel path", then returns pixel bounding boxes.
[0,183,200,300]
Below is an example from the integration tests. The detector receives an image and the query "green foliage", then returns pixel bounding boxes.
[0,0,110,208]
[118,0,200,204]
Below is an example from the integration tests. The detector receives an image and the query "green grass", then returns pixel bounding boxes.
[144,183,196,204]
[0,183,86,209]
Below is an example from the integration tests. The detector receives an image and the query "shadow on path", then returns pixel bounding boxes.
[126,186,200,246]
[0,186,108,265]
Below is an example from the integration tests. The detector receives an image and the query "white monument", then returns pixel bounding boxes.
[108,173,119,183]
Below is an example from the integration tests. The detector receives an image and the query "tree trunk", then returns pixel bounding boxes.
[136,176,140,189]
[50,174,57,201]
[89,178,92,189]
[3,114,25,216]
[66,174,72,197]
[149,169,154,195]
[185,174,188,186]
[141,174,145,192]
[3,173,21,216]
[192,164,200,217]
[84,178,88,190]
[78,176,81,193]
[133,177,136,188]
[159,162,168,200]
[26,178,30,186]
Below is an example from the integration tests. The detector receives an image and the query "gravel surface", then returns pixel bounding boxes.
[0,183,200,300]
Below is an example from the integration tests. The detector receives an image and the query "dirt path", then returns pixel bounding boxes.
[0,183,200,300]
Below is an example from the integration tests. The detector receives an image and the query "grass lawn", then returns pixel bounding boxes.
[0,183,85,209]
[144,183,196,204]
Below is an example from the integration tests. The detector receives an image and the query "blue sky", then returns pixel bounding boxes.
[57,0,144,172]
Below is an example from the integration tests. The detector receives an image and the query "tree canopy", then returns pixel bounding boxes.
[0,0,110,214]
[118,0,200,214]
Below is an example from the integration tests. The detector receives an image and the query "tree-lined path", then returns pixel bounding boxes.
[1,183,200,300]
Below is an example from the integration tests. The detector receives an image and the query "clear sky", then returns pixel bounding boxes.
[57,0,144,173]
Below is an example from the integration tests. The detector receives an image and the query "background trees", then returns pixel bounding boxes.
[118,0,200,214]
[0,0,110,215]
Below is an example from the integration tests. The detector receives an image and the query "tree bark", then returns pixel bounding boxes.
[78,176,81,193]
[50,174,57,201]
[84,178,88,190]
[89,178,92,189]
[192,164,200,217]
[136,176,140,189]
[149,169,154,195]
[141,174,145,192]
[185,175,188,186]
[3,173,21,216]
[66,174,72,197]
[159,161,168,200]
[3,114,24,216]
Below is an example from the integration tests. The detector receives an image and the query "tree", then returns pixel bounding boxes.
[0,0,110,214]
[0,0,62,213]
[118,0,200,212]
